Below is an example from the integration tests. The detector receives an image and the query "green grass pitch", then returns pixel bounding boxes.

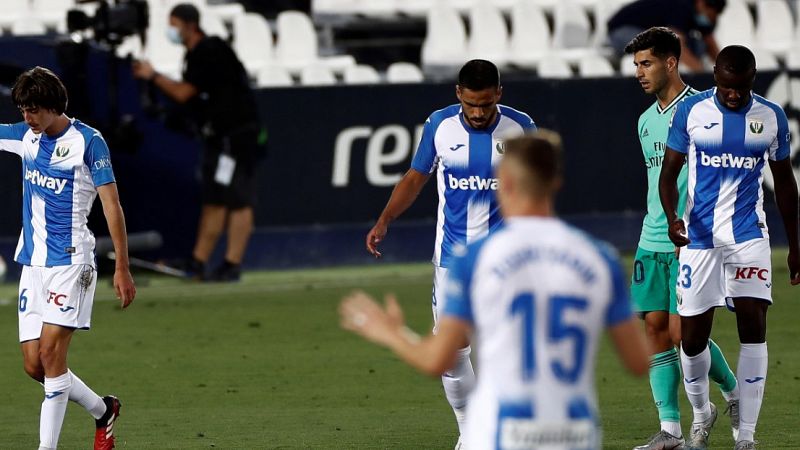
[1,250,799,449]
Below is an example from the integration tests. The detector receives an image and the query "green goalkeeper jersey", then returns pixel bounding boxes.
[637,85,695,253]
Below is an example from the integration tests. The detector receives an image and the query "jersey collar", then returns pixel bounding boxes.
[656,84,693,115]
[458,105,502,134]
[712,87,754,114]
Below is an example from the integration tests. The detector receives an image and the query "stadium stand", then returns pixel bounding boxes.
[300,64,337,85]
[537,54,573,78]
[233,12,274,77]
[715,0,756,49]
[256,65,294,87]
[420,2,468,71]
[508,1,551,69]
[386,62,425,83]
[755,0,794,56]
[467,3,510,67]
[343,64,381,84]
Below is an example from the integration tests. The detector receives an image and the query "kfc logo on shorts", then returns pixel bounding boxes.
[734,267,769,281]
[47,291,68,306]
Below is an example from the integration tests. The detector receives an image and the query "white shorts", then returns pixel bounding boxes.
[18,264,97,342]
[676,239,772,317]
[431,265,448,333]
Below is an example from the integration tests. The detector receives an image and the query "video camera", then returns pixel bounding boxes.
[67,0,149,46]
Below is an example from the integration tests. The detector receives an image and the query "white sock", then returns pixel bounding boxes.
[68,370,107,420]
[442,346,475,435]
[721,381,739,402]
[661,421,682,437]
[40,372,72,449]
[681,346,712,424]
[737,343,767,442]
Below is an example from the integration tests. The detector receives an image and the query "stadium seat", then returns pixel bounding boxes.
[619,53,636,76]
[446,0,479,14]
[343,64,381,84]
[386,62,425,83]
[359,0,399,17]
[715,0,755,49]
[145,21,185,79]
[207,2,245,25]
[537,55,572,78]
[552,0,593,62]
[752,48,780,71]
[395,0,435,16]
[201,10,229,40]
[233,12,274,77]
[313,0,361,16]
[256,66,294,87]
[755,0,794,55]
[508,0,551,69]
[31,0,71,31]
[468,3,509,66]
[300,65,337,86]
[787,48,800,70]
[276,11,320,72]
[11,16,47,36]
[421,3,468,70]
[578,55,615,77]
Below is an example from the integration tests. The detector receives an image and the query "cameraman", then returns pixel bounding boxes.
[133,3,261,282]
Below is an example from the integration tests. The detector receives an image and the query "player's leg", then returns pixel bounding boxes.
[433,266,474,444]
[37,323,75,450]
[731,298,768,445]
[192,204,227,264]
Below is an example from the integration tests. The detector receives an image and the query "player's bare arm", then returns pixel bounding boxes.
[768,157,800,285]
[659,147,690,247]
[132,60,198,103]
[366,169,430,257]
[97,183,137,307]
[339,290,469,375]
[608,318,650,376]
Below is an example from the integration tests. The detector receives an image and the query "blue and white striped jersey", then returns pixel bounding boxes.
[0,119,116,267]
[443,218,632,449]
[667,89,791,249]
[411,104,535,268]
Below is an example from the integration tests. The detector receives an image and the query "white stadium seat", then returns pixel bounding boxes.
[578,55,615,77]
[300,65,337,86]
[537,55,572,78]
[468,3,509,66]
[256,66,294,87]
[233,12,274,77]
[201,11,229,40]
[755,0,794,55]
[553,1,591,49]
[386,62,425,83]
[509,0,551,68]
[421,3,468,69]
[359,0,398,17]
[787,48,800,70]
[145,20,185,80]
[12,16,47,36]
[619,53,636,76]
[343,64,381,84]
[752,48,780,71]
[395,0,434,16]
[313,0,360,15]
[715,0,755,48]
[276,11,319,72]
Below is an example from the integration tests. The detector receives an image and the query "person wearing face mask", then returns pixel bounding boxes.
[607,0,727,73]
[132,3,263,282]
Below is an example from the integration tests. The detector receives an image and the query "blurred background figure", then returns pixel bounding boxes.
[608,0,727,72]
[132,3,263,282]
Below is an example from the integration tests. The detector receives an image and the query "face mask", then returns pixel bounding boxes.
[695,13,712,27]
[166,26,182,45]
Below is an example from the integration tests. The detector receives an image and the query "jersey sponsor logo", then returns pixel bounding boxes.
[749,120,764,134]
[24,169,68,194]
[449,143,465,151]
[703,122,720,129]
[447,173,498,191]
[699,151,758,170]
[94,157,112,170]
[47,291,68,307]
[734,266,769,280]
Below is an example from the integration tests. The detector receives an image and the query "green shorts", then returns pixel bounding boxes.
[631,247,679,315]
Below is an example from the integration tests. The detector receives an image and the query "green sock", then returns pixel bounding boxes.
[708,339,738,397]
[649,348,681,423]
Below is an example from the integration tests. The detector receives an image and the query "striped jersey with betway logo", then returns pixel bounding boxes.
[411,104,536,268]
[0,119,116,266]
[637,85,696,253]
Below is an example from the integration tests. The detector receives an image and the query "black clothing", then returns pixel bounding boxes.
[607,0,715,37]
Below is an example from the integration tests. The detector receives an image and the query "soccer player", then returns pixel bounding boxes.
[660,45,800,450]
[345,130,650,449]
[625,27,739,450]
[364,59,536,447]
[0,67,136,449]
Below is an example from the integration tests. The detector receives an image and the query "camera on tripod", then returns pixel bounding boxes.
[67,0,149,46]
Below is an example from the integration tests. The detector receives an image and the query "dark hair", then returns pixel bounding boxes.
[12,66,68,114]
[503,129,563,194]
[170,3,200,26]
[624,27,681,61]
[458,59,500,90]
[716,45,756,74]
[703,0,727,13]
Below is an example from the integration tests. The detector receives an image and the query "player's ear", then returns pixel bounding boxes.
[496,85,503,101]
[455,84,462,100]
[667,56,678,73]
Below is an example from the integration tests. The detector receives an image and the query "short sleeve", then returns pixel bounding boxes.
[595,242,633,327]
[769,105,791,161]
[442,243,484,324]
[666,100,691,153]
[410,116,438,174]
[83,134,116,187]
[0,122,29,156]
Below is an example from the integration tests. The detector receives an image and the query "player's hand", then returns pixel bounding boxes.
[131,60,156,81]
[788,249,800,286]
[668,219,690,247]
[113,269,136,308]
[339,291,405,346]
[366,221,388,258]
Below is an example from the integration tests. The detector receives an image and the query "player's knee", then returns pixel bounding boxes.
[37,343,61,367]
[681,339,706,357]
[23,360,44,382]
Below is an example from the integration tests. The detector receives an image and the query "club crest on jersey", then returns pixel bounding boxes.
[749,120,764,134]
[495,141,505,154]
[54,144,71,158]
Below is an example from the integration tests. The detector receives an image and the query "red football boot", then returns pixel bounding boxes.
[94,395,122,450]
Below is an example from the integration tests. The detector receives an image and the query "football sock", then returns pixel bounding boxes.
[648,348,681,435]
[68,370,107,420]
[708,339,738,400]
[661,421,682,438]
[680,345,712,424]
[442,346,475,435]
[40,372,72,449]
[737,343,767,442]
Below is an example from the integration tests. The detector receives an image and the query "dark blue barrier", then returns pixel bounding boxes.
[0,38,797,271]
